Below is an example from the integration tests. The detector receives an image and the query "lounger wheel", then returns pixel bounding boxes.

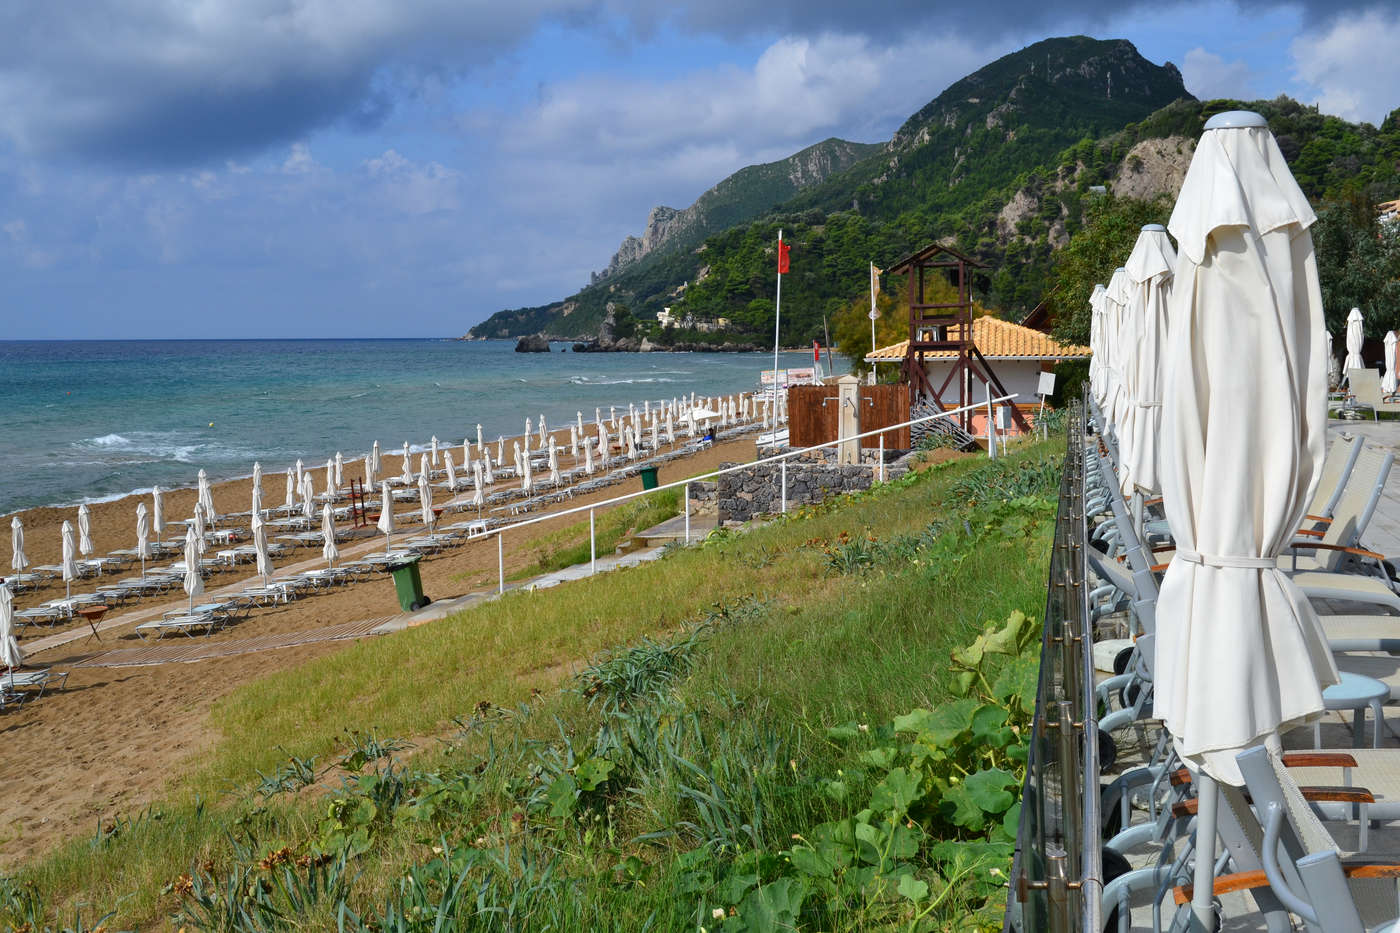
[1097,727,1118,772]
[1101,847,1132,933]
[1112,646,1135,676]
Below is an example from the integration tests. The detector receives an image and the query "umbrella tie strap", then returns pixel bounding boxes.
[1133,401,1162,408]
[1175,548,1277,569]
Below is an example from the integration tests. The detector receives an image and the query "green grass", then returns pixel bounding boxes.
[4,439,1061,931]
[511,486,682,579]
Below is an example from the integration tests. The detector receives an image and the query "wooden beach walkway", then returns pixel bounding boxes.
[71,616,393,668]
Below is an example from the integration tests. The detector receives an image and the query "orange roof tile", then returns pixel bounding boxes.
[864,316,1090,362]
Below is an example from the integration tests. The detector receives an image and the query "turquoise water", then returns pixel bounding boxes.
[0,339,828,515]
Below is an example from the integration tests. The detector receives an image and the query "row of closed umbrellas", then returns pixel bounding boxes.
[1088,109,1340,926]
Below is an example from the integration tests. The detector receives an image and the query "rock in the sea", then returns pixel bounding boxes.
[514,334,551,353]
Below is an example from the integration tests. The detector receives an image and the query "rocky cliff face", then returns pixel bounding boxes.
[591,137,879,283]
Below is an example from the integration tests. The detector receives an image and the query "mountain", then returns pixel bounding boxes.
[591,138,881,284]
[468,37,1391,345]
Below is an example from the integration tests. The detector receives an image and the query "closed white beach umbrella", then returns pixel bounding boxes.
[483,450,495,486]
[584,437,595,474]
[570,424,579,458]
[1104,267,1132,432]
[284,468,295,512]
[476,424,484,454]
[597,423,609,461]
[471,461,485,511]
[625,428,637,461]
[538,415,547,447]
[418,469,435,531]
[595,407,601,427]
[300,471,315,520]
[577,411,584,435]
[548,439,561,485]
[1154,111,1335,921]
[1,585,23,671]
[377,482,396,552]
[334,452,344,490]
[182,525,203,610]
[321,504,339,568]
[520,449,533,494]
[192,502,207,556]
[135,502,151,578]
[324,459,334,499]
[1088,284,1108,408]
[650,418,659,452]
[152,485,165,540]
[10,516,27,574]
[1326,332,1339,386]
[1344,306,1365,373]
[251,510,274,585]
[666,406,675,444]
[430,435,439,467]
[371,440,382,483]
[400,443,413,484]
[461,438,472,471]
[524,418,532,456]
[75,503,93,561]
[418,453,430,482]
[512,442,522,476]
[250,483,263,532]
[60,520,78,599]
[444,450,458,492]
[1384,331,1398,395]
[252,461,263,510]
[1118,225,1177,497]
[294,458,304,494]
[496,437,504,464]
[364,451,375,488]
[197,468,216,525]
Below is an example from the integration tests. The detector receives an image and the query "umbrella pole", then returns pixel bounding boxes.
[1191,774,1219,929]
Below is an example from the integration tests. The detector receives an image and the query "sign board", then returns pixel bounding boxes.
[761,367,818,387]
[1037,371,1057,397]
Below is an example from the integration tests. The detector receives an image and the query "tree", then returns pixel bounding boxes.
[1313,196,1400,336]
[1048,194,1172,346]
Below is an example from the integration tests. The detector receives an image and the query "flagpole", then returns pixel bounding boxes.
[772,229,783,405]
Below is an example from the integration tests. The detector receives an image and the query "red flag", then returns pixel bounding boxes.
[813,339,820,363]
[777,240,790,275]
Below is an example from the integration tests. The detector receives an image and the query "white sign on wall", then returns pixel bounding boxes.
[1037,371,1057,397]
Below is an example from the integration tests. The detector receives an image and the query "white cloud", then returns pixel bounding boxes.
[1291,8,1400,124]
[282,142,319,174]
[1180,47,1256,100]
[362,149,463,214]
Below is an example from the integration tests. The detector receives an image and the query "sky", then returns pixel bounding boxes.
[1,0,1396,339]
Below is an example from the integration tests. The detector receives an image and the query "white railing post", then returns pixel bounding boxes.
[878,435,885,483]
[497,533,505,594]
[780,460,787,513]
[684,482,691,543]
[589,508,596,575]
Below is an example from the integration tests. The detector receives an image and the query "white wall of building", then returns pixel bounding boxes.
[921,360,1048,404]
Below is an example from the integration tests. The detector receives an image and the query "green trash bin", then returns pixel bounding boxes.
[639,466,659,490]
[388,557,430,611]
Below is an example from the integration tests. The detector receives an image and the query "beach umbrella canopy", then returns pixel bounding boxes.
[666,407,675,444]
[76,503,95,558]
[377,482,396,551]
[1344,306,1365,372]
[372,440,382,482]
[252,510,274,583]
[1,585,23,670]
[584,437,595,474]
[192,502,207,556]
[182,525,204,609]
[577,411,584,434]
[1385,332,1398,395]
[325,459,334,496]
[152,485,165,539]
[198,468,216,524]
[300,471,315,520]
[334,452,344,489]
[284,468,296,511]
[400,443,414,484]
[461,438,472,470]
[321,504,339,567]
[476,424,484,453]
[1088,283,1108,408]
[569,424,579,458]
[597,424,609,460]
[1103,267,1131,432]
[364,452,375,487]
[418,469,435,530]
[520,449,533,494]
[538,415,547,447]
[444,450,458,491]
[1156,110,1336,790]
[10,516,27,574]
[252,461,263,505]
[430,435,439,466]
[548,439,561,484]
[471,462,485,510]
[524,418,532,456]
[60,520,78,597]
[650,418,659,452]
[1118,225,1177,497]
[1326,332,1340,386]
[625,428,637,461]
[419,453,430,482]
[135,503,151,576]
[483,450,495,486]
[294,458,304,495]
[496,437,504,463]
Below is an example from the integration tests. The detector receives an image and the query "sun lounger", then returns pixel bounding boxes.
[1339,368,1400,420]
[1,667,68,704]
[135,611,220,639]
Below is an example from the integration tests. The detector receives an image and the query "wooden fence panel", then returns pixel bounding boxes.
[860,384,911,449]
[787,385,838,447]
[786,383,911,450]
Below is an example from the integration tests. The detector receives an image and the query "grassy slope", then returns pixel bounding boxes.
[8,440,1060,930]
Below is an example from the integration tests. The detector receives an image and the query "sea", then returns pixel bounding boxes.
[0,339,835,516]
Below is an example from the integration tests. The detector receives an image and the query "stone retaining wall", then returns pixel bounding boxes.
[714,458,908,524]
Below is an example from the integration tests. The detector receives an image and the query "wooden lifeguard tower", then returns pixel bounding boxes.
[888,241,1030,434]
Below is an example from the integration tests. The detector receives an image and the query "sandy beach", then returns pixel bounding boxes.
[0,430,759,865]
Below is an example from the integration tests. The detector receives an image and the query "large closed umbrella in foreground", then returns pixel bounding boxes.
[77,503,95,561]
[1,585,22,672]
[377,482,396,553]
[1154,111,1336,924]
[135,502,151,579]
[321,504,339,568]
[60,520,78,599]
[182,526,204,611]
[1118,225,1177,497]
[1344,306,1364,373]
[10,517,27,574]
